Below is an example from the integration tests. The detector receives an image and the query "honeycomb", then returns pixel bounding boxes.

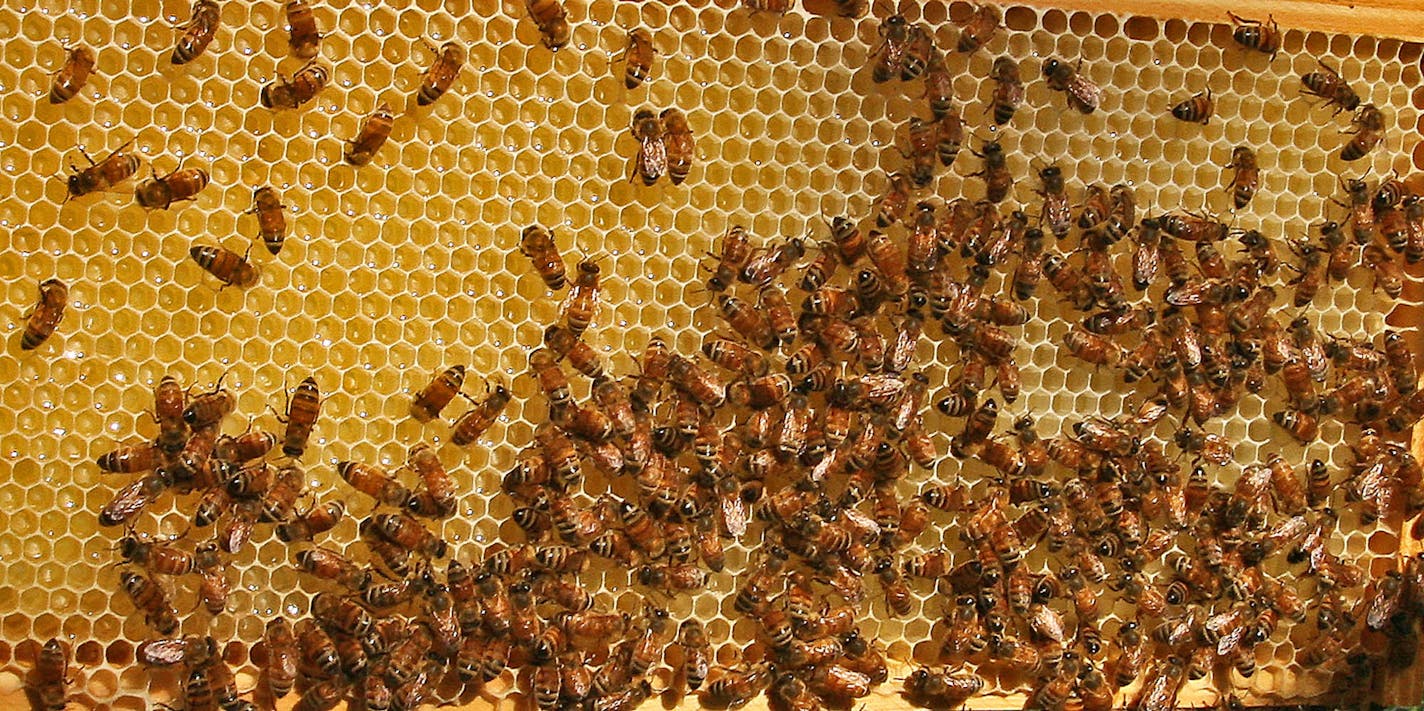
[0,0,1421,707]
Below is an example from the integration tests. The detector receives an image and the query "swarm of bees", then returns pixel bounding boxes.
[22,0,1424,710]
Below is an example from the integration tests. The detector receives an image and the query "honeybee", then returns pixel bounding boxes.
[295,546,370,590]
[408,365,465,422]
[1064,328,1123,366]
[99,473,169,527]
[903,117,937,188]
[870,12,911,83]
[1227,12,1280,56]
[629,108,667,186]
[19,278,68,352]
[661,108,694,185]
[973,140,1013,203]
[30,638,70,711]
[1364,242,1403,298]
[702,663,774,709]
[1222,145,1261,210]
[122,570,179,634]
[282,0,321,59]
[1273,408,1319,442]
[1341,104,1386,162]
[171,0,220,64]
[957,3,1000,53]
[257,619,300,699]
[136,165,209,209]
[450,381,511,445]
[544,326,604,380]
[367,512,448,557]
[415,41,464,106]
[524,0,570,49]
[293,679,344,711]
[259,61,328,109]
[562,257,601,334]
[344,102,394,166]
[1043,57,1101,114]
[1301,60,1361,114]
[49,44,95,104]
[278,376,320,458]
[919,48,955,120]
[187,245,258,288]
[406,444,455,517]
[981,56,1026,127]
[900,24,933,81]
[65,139,141,200]
[875,172,913,228]
[1170,89,1214,124]
[243,187,290,256]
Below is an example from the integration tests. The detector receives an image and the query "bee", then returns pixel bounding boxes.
[900,24,933,80]
[136,165,209,209]
[1043,57,1101,114]
[1341,104,1386,162]
[525,0,570,49]
[875,172,913,228]
[367,512,448,557]
[120,533,196,576]
[743,236,806,287]
[629,108,667,186]
[957,3,1000,53]
[972,140,1013,203]
[99,474,170,530]
[259,60,328,109]
[1064,328,1123,367]
[676,619,710,691]
[1227,12,1280,55]
[871,12,910,83]
[409,365,465,422]
[293,680,344,711]
[243,187,290,256]
[921,49,956,121]
[970,58,1020,133]
[614,28,657,90]
[415,41,464,106]
[1170,89,1214,124]
[668,354,726,407]
[65,141,140,204]
[338,461,409,507]
[661,108,694,186]
[826,215,867,264]
[283,0,321,59]
[544,325,604,379]
[903,117,938,188]
[344,102,395,166]
[187,245,259,288]
[450,381,511,446]
[31,638,70,711]
[16,278,70,352]
[137,635,216,668]
[701,663,774,709]
[49,44,95,104]
[278,376,320,458]
[1364,242,1403,298]
[1273,409,1319,442]
[406,444,455,518]
[121,570,179,634]
[1301,60,1361,114]
[1221,145,1261,210]
[171,0,220,65]
[258,620,300,699]
[295,546,370,590]
[153,376,189,453]
[562,257,602,334]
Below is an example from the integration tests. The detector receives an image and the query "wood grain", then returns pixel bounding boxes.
[1013,0,1424,42]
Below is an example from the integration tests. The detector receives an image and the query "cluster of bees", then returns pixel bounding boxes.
[17,0,1424,709]
[34,0,465,312]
